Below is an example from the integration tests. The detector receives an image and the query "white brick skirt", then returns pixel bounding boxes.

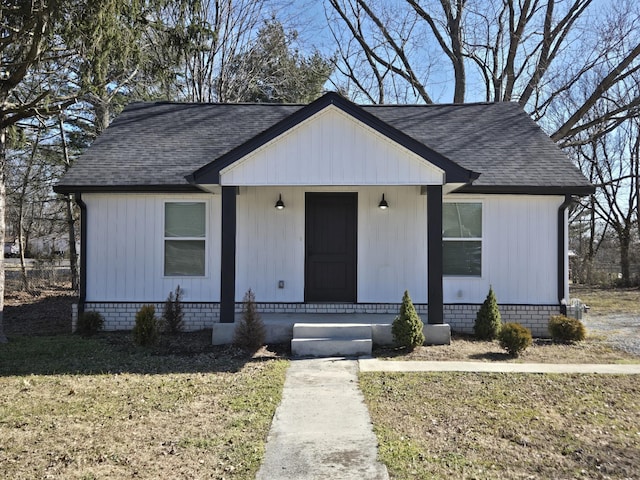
[73,302,560,338]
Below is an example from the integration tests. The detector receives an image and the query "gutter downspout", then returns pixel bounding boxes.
[75,193,87,316]
[558,194,573,313]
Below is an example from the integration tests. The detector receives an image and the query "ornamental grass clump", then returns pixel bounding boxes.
[76,311,104,337]
[475,286,502,340]
[133,305,159,346]
[499,322,532,356]
[392,290,425,350]
[548,315,586,343]
[162,285,184,335]
[233,289,266,352]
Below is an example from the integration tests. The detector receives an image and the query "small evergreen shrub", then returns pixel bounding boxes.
[392,290,425,350]
[162,285,184,334]
[233,289,266,351]
[499,323,532,356]
[76,311,104,337]
[474,286,502,340]
[548,315,586,343]
[132,305,159,346]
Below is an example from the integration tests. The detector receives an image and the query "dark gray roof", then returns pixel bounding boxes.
[56,94,593,194]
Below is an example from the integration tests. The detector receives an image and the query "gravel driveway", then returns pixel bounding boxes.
[582,313,640,356]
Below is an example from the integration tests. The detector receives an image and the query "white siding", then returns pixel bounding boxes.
[443,194,562,305]
[84,193,220,302]
[235,186,428,303]
[220,106,445,186]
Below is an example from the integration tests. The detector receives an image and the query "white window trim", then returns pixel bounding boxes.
[163,200,209,278]
[443,200,483,278]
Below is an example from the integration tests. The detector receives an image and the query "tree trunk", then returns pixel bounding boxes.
[619,230,631,287]
[65,194,79,291]
[0,127,8,342]
[58,116,79,290]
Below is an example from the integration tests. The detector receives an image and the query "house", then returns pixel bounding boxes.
[55,92,593,347]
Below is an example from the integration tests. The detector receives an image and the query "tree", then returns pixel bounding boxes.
[1,0,77,342]
[391,290,425,350]
[474,286,502,340]
[326,0,640,144]
[223,19,333,103]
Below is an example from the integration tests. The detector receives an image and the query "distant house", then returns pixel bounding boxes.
[55,92,593,343]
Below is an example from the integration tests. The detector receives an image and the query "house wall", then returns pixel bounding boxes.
[83,192,221,303]
[81,190,563,333]
[220,106,444,186]
[235,185,428,303]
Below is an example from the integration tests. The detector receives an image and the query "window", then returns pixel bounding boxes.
[164,202,206,276]
[443,202,482,276]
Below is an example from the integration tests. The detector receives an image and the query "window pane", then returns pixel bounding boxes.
[443,241,481,276]
[165,203,205,237]
[165,240,205,276]
[443,203,482,238]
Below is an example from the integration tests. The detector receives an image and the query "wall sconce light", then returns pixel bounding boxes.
[378,193,389,209]
[275,194,285,210]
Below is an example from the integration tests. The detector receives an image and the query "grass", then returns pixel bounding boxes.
[0,334,288,480]
[571,285,640,315]
[361,372,640,480]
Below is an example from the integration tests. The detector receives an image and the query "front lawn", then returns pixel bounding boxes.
[361,372,640,480]
[0,334,288,480]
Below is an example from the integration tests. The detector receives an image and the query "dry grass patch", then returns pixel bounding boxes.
[361,372,640,480]
[375,335,640,364]
[571,286,640,315]
[0,335,288,480]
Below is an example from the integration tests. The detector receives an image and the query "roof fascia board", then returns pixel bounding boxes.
[53,184,204,194]
[455,185,595,196]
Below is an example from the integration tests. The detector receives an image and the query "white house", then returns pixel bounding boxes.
[55,92,593,349]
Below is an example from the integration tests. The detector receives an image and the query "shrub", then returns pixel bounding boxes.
[499,323,532,356]
[548,315,586,343]
[233,289,266,351]
[162,285,184,334]
[132,305,159,346]
[474,286,502,340]
[76,311,104,337]
[392,290,425,350]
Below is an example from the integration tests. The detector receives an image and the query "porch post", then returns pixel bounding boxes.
[220,186,237,323]
[427,185,443,324]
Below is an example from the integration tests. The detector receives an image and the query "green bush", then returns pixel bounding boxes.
[548,315,586,343]
[392,290,425,350]
[162,285,184,334]
[498,323,532,356]
[474,286,502,340]
[233,289,266,351]
[132,305,159,346]
[76,311,104,337]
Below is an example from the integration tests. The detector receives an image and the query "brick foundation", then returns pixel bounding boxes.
[73,302,560,338]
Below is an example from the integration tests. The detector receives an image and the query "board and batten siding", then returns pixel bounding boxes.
[220,106,445,186]
[83,193,221,302]
[443,194,563,305]
[235,186,428,303]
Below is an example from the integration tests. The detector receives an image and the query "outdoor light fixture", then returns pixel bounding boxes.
[378,193,389,209]
[275,194,285,210]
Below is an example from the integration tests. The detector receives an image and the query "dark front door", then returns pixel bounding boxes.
[305,193,357,302]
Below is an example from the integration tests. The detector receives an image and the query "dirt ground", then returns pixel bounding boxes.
[3,283,639,363]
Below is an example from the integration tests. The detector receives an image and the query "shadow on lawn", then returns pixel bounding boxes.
[0,330,290,376]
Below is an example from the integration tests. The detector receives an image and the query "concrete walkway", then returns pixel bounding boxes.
[358,358,640,374]
[256,358,389,480]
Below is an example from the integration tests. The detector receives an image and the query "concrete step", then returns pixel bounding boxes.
[291,338,373,357]
[293,323,372,339]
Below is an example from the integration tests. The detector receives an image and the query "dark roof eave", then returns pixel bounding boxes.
[456,184,595,196]
[53,184,204,194]
[190,92,478,185]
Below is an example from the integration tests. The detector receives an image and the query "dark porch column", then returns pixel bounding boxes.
[427,185,443,324]
[220,186,237,323]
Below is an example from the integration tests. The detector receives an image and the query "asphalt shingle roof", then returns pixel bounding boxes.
[56,95,593,194]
